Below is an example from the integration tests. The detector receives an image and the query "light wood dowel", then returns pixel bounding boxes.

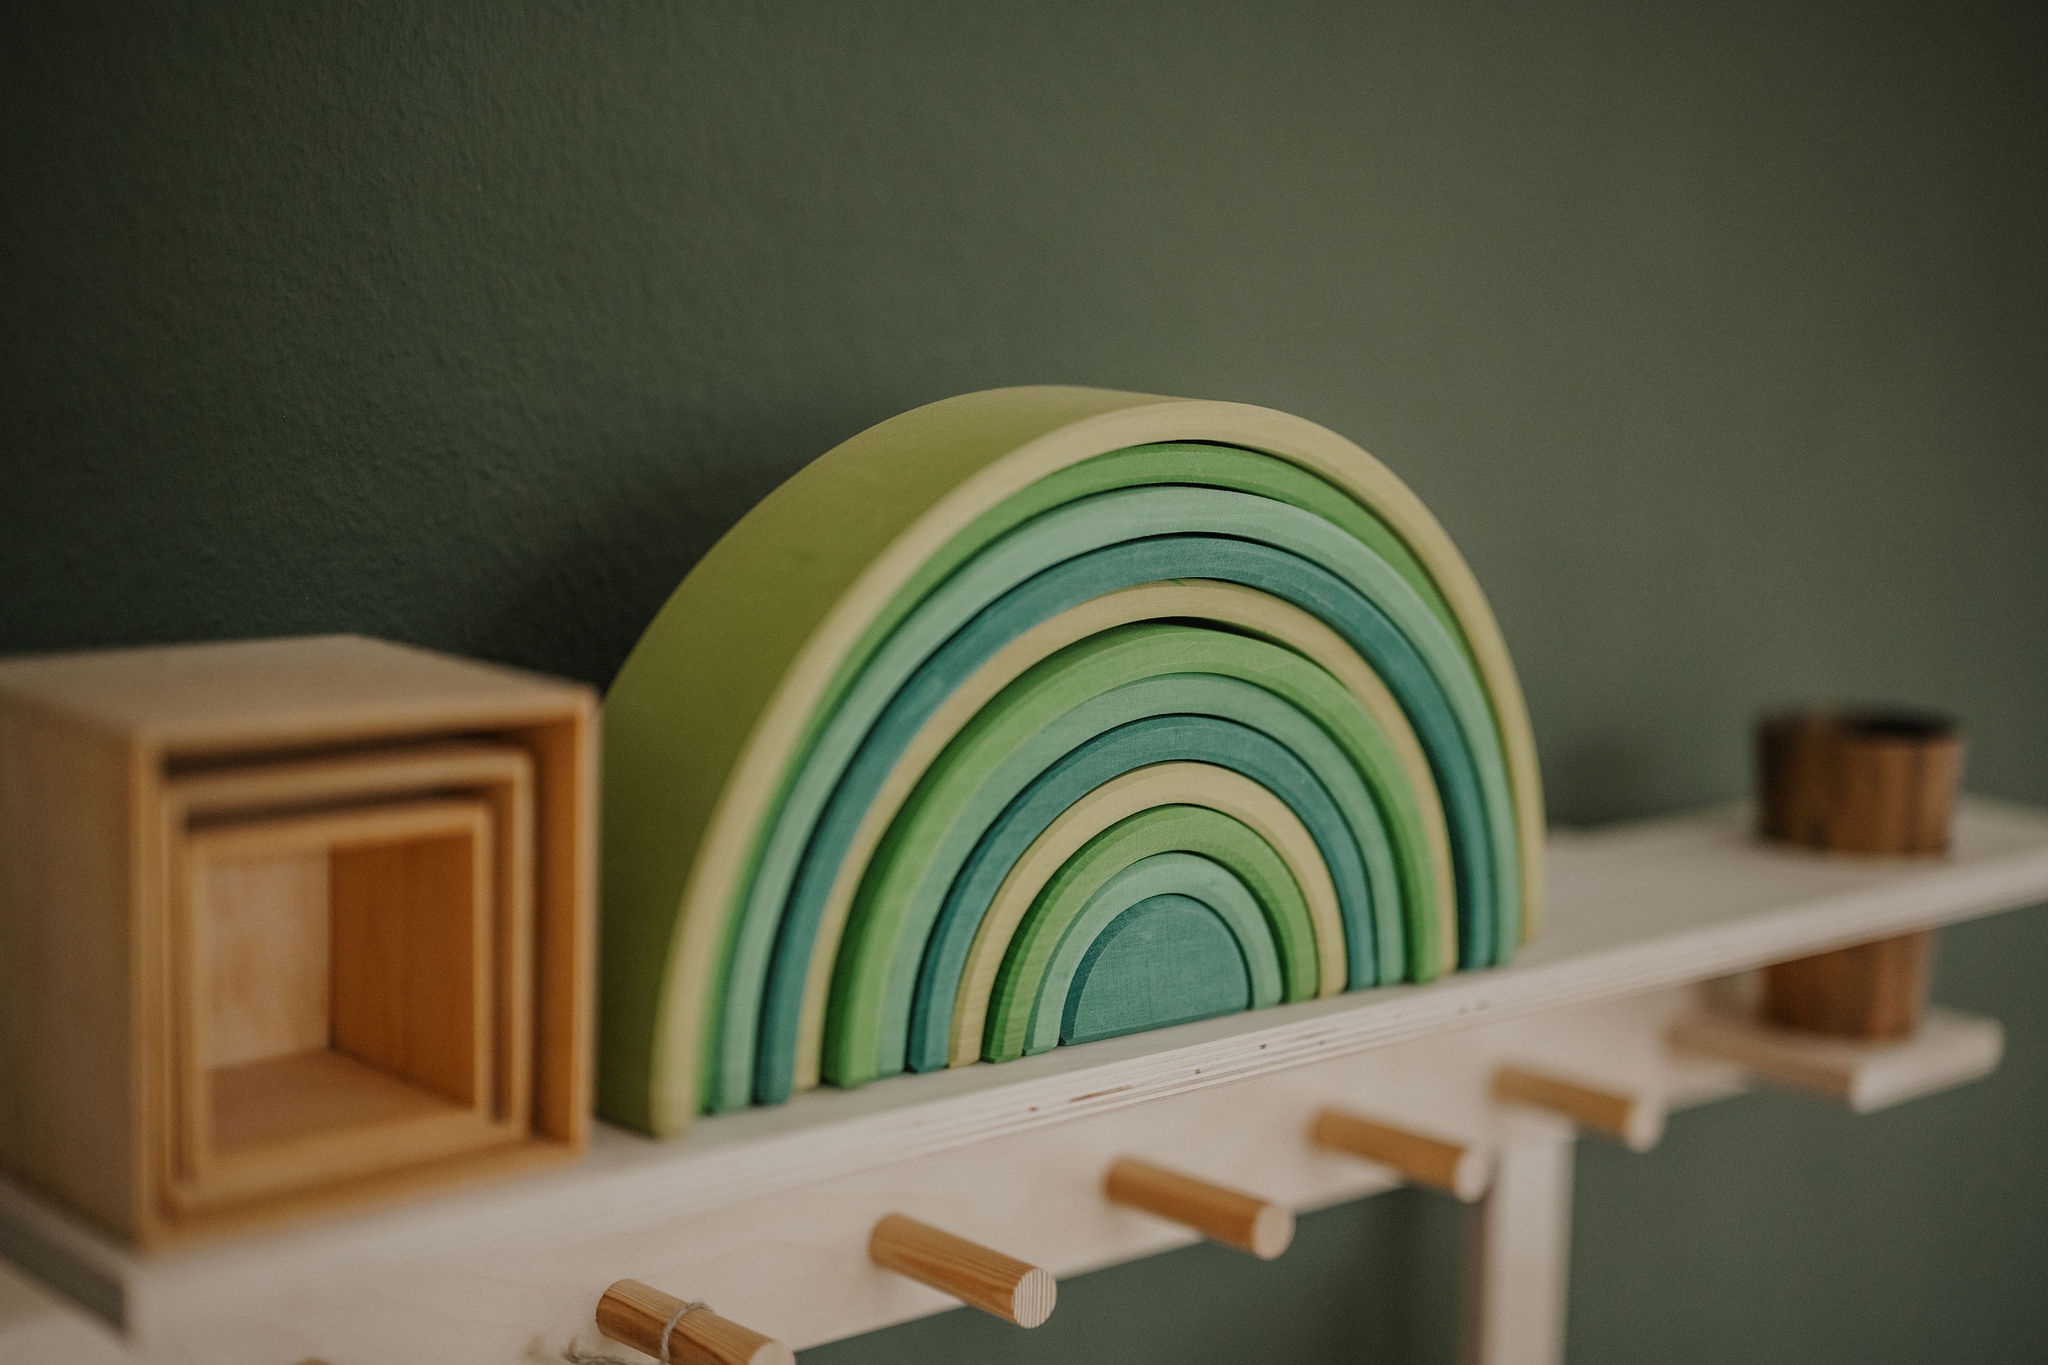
[595,1279,793,1365]
[1103,1157,1295,1259]
[1311,1109,1491,1201]
[868,1213,1055,1327]
[1491,1066,1664,1152]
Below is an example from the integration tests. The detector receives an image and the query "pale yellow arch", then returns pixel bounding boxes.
[948,762,1346,1068]
[786,579,1457,1095]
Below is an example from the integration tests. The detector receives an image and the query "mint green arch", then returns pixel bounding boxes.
[728,476,1515,1110]
[885,668,1420,1082]
[986,820,1298,1062]
[831,442,1476,725]
[1061,895,1252,1046]
[979,444,1471,653]
[830,621,1437,1086]
[991,847,1281,1063]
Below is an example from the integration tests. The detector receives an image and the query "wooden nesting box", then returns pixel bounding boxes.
[0,635,596,1245]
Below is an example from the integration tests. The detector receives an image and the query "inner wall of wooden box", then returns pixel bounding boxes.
[183,800,494,1163]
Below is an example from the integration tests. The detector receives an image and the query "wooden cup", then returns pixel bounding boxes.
[1755,707,1963,1038]
[1757,708,1962,855]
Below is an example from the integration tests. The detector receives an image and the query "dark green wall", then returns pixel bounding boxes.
[4,2,2043,1360]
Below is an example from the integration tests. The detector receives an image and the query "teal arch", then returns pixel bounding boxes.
[1011,850,1278,1060]
[889,689,1415,1080]
[828,442,1475,720]
[727,481,1512,1110]
[720,477,1508,1110]
[968,444,1470,649]
[1061,895,1252,1046]
[824,624,1436,1089]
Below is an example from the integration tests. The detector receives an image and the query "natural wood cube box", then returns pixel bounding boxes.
[172,795,508,1216]
[0,636,595,1245]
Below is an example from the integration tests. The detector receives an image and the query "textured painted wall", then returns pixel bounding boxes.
[3,2,2043,1360]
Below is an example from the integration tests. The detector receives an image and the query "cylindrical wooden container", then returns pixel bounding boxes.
[1757,708,1963,855]
[1755,707,1963,1038]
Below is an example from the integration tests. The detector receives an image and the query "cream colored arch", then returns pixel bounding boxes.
[787,579,1457,1095]
[947,762,1346,1068]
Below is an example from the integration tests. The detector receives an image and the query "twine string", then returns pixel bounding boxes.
[658,1298,712,1365]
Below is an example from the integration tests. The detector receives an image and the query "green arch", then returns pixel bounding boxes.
[985,824,1296,1063]
[829,621,1438,1086]
[994,847,1281,1062]
[736,479,1513,1109]
[737,444,1506,1103]
[881,669,1423,1082]
[840,581,1457,1089]
[833,442,1474,724]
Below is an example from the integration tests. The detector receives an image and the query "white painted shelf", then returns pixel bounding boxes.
[4,798,2046,1365]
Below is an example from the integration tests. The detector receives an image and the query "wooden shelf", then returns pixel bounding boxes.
[4,798,2046,1363]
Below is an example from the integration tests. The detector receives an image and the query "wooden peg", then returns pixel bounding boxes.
[868,1213,1055,1327]
[1491,1065,1664,1151]
[1310,1109,1490,1201]
[595,1279,793,1365]
[1103,1157,1295,1259]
